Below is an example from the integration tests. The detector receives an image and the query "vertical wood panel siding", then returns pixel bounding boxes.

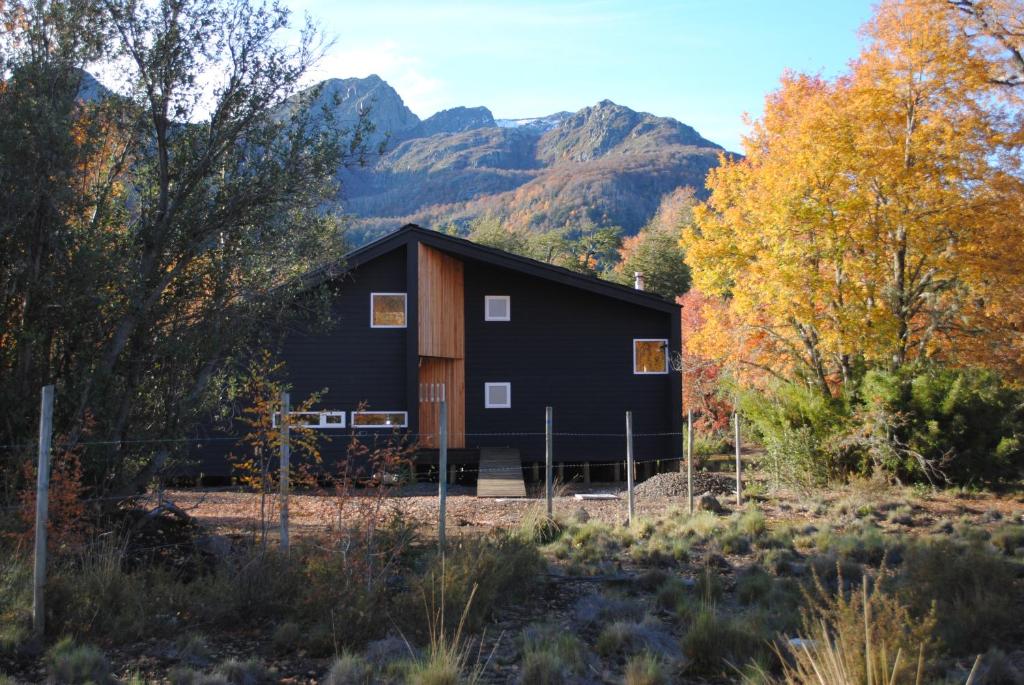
[417,244,466,448]
[418,244,465,359]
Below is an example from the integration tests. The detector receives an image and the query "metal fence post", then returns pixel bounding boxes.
[438,392,448,550]
[279,392,290,554]
[33,384,54,636]
[686,409,694,514]
[545,406,553,517]
[625,410,635,527]
[734,411,743,507]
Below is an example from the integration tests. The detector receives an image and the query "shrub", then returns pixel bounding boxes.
[168,667,229,685]
[654,578,690,613]
[215,658,270,685]
[894,539,1019,653]
[736,567,773,605]
[46,538,157,640]
[518,650,564,685]
[596,620,643,657]
[735,509,768,538]
[782,576,937,685]
[324,653,372,685]
[271,621,301,655]
[991,524,1024,555]
[518,623,584,684]
[738,383,850,490]
[516,508,564,545]
[46,637,114,685]
[695,564,724,604]
[852,366,1024,484]
[169,633,212,667]
[681,607,768,676]
[798,573,937,683]
[0,555,31,652]
[398,533,543,640]
[624,652,668,685]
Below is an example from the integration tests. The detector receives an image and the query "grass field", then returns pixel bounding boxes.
[1,468,1022,684]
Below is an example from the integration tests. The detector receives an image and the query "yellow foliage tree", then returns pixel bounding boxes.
[683,0,1024,395]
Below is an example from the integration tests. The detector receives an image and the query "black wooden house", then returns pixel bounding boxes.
[203,224,682,490]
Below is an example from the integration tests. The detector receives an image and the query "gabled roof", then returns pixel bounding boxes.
[312,224,679,313]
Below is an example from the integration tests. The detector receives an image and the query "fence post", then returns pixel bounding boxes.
[33,384,54,637]
[279,392,290,554]
[545,406,553,518]
[438,394,448,549]
[625,410,635,527]
[686,410,694,514]
[734,411,742,507]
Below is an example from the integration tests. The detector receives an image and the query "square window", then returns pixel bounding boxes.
[485,295,510,321]
[352,411,408,428]
[633,339,668,374]
[484,382,511,408]
[371,293,407,328]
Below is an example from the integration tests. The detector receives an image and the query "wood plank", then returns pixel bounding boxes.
[418,244,464,359]
[477,447,526,497]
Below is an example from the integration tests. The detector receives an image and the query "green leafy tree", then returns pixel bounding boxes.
[0,0,370,498]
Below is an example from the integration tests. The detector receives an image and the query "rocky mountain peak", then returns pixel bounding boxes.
[416,106,496,137]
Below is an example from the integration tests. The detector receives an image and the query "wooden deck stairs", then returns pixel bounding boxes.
[476,447,526,497]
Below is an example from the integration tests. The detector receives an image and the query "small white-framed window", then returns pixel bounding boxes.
[272,411,346,429]
[351,411,408,428]
[484,382,512,409]
[633,339,669,374]
[484,295,511,321]
[370,292,407,328]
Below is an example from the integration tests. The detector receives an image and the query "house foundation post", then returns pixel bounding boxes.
[583,462,591,485]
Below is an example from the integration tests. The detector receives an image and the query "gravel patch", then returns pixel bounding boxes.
[633,471,735,499]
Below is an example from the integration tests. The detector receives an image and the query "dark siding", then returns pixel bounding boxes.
[281,247,410,464]
[462,258,678,463]
[194,247,411,476]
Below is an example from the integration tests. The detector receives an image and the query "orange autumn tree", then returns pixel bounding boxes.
[683,0,1024,396]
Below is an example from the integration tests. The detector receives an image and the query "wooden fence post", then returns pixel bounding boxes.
[545,406,553,517]
[438,392,448,549]
[279,392,290,553]
[33,384,54,636]
[626,411,635,526]
[686,409,694,514]
[734,411,743,507]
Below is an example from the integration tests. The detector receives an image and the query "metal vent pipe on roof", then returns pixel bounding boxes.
[634,272,645,291]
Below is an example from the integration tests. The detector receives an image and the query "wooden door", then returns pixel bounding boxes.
[419,357,465,448]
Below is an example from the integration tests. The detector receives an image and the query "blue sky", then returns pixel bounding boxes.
[289,1,875,152]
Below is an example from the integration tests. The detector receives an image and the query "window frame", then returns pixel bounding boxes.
[633,338,669,375]
[351,411,409,428]
[272,411,347,429]
[484,295,511,322]
[484,382,512,409]
[369,292,408,329]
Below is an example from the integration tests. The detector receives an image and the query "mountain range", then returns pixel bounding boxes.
[291,76,729,244]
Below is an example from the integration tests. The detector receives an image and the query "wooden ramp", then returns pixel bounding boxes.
[476,448,526,497]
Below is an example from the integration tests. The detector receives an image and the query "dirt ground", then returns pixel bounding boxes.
[167,476,1024,540]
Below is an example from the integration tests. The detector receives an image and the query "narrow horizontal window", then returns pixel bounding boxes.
[485,295,511,321]
[352,411,408,428]
[484,382,511,409]
[272,411,346,429]
[370,293,407,328]
[633,339,668,374]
